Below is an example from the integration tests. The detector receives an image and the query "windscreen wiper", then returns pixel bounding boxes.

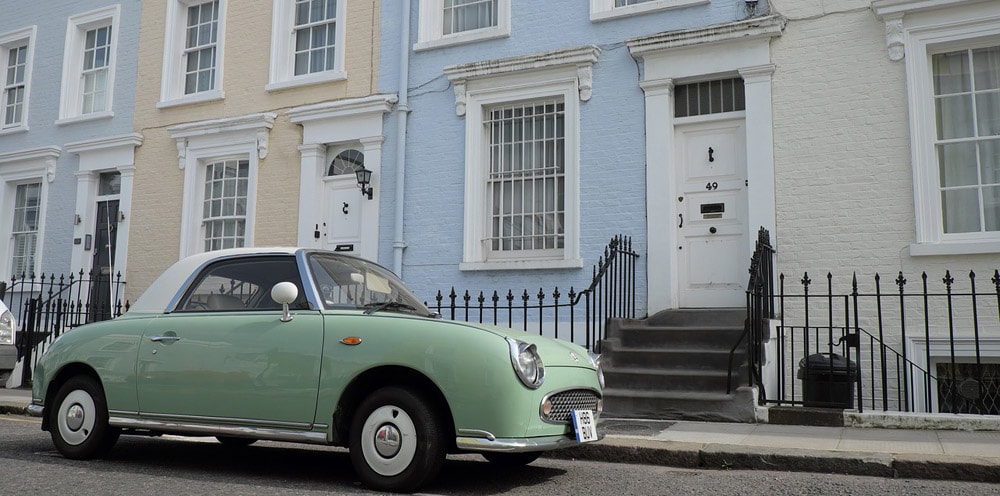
[362,301,418,315]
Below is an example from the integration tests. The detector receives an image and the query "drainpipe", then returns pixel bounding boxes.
[392,0,411,276]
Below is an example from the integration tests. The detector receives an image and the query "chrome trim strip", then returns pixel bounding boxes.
[27,404,43,417]
[457,428,496,441]
[455,430,605,453]
[109,416,330,445]
[135,412,313,430]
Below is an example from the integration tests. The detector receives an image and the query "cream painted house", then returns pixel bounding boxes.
[128,0,391,299]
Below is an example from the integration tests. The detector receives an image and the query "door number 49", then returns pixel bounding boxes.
[705,181,718,191]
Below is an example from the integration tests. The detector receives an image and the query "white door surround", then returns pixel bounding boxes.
[629,17,782,313]
[288,95,397,263]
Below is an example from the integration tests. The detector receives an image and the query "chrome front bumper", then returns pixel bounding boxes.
[27,403,43,417]
[456,429,604,453]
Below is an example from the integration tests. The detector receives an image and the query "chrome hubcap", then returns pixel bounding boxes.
[374,424,401,458]
[66,404,85,431]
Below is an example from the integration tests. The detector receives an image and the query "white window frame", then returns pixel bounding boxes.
[158,0,226,109]
[0,26,35,135]
[415,0,510,52]
[267,0,347,92]
[58,6,120,124]
[874,1,1000,255]
[590,0,708,22]
[458,76,583,271]
[169,113,274,258]
[0,146,57,279]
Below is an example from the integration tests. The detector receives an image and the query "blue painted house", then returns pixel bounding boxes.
[376,1,783,319]
[0,0,142,284]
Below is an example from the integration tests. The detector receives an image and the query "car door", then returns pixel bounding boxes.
[136,255,323,427]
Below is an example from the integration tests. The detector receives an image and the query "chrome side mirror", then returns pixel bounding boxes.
[271,282,299,322]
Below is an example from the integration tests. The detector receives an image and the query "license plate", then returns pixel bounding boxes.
[571,409,598,443]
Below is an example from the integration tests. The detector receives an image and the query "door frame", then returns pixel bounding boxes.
[634,32,779,313]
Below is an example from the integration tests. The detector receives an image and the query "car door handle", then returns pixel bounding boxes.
[149,336,182,343]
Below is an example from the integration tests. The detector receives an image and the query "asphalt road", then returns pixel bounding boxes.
[2,414,998,495]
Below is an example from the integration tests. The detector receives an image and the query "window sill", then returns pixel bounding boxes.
[0,125,29,136]
[590,0,708,22]
[266,70,347,92]
[909,239,1000,256]
[460,258,584,271]
[157,90,225,109]
[414,28,509,52]
[56,111,114,126]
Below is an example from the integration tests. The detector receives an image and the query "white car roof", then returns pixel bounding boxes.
[129,247,301,314]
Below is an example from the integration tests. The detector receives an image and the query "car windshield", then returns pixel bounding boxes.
[307,253,431,316]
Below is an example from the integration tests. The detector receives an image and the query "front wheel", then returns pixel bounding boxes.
[50,376,119,459]
[348,387,446,493]
[482,451,542,466]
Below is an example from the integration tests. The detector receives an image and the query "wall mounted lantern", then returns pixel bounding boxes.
[355,167,373,200]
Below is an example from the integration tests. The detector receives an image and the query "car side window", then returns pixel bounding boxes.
[176,256,307,312]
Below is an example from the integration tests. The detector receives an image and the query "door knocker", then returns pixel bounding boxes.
[708,147,715,163]
[342,202,349,215]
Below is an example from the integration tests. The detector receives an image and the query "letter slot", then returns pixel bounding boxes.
[701,202,725,219]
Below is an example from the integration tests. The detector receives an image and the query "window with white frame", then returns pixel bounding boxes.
[59,6,119,122]
[202,159,249,251]
[9,181,40,277]
[0,27,33,132]
[267,0,346,91]
[590,0,707,22]
[169,112,272,258]
[159,0,225,107]
[415,0,509,51]
[875,1,1000,255]
[458,77,583,270]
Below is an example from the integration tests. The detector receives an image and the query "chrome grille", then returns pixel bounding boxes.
[541,389,600,424]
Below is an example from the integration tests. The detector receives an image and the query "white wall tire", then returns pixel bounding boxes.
[49,376,119,459]
[349,387,446,492]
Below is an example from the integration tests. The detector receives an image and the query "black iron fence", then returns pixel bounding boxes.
[728,228,775,399]
[427,235,640,352]
[757,268,1000,415]
[1,270,128,387]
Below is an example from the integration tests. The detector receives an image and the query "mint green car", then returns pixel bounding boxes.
[28,248,604,492]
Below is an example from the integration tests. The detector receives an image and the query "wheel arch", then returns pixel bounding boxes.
[41,362,102,432]
[331,365,455,450]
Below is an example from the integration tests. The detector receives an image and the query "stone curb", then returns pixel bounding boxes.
[0,404,27,416]
[546,437,1000,483]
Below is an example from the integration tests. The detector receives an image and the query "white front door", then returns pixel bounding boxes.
[321,176,374,260]
[675,118,748,307]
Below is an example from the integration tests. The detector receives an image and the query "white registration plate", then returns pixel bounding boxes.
[571,409,598,443]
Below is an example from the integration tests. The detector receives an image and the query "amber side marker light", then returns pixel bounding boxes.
[340,336,362,345]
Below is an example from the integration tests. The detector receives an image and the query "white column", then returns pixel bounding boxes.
[70,172,97,274]
[297,143,326,247]
[641,78,676,314]
[739,64,777,253]
[115,165,136,281]
[359,137,384,262]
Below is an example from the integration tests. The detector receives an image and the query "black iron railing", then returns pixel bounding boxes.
[728,227,775,397]
[764,269,1000,414]
[428,235,639,352]
[1,270,128,387]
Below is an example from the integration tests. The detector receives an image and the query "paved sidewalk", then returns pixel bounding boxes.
[4,387,999,483]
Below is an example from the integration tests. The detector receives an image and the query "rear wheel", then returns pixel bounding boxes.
[50,376,119,459]
[482,451,542,466]
[348,387,446,493]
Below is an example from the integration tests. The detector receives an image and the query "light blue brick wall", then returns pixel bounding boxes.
[378,1,759,317]
[0,0,141,276]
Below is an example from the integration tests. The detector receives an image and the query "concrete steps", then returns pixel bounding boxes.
[600,308,757,422]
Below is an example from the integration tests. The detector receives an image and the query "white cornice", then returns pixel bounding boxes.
[627,15,786,58]
[443,45,601,116]
[168,112,277,165]
[0,146,61,182]
[64,133,143,155]
[287,94,398,124]
[871,0,993,17]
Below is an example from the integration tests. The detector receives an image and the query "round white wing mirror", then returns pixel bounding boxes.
[271,282,299,322]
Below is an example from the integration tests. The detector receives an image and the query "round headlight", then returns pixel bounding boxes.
[506,337,545,389]
[590,352,605,389]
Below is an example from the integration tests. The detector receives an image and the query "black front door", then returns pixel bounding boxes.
[88,200,119,322]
